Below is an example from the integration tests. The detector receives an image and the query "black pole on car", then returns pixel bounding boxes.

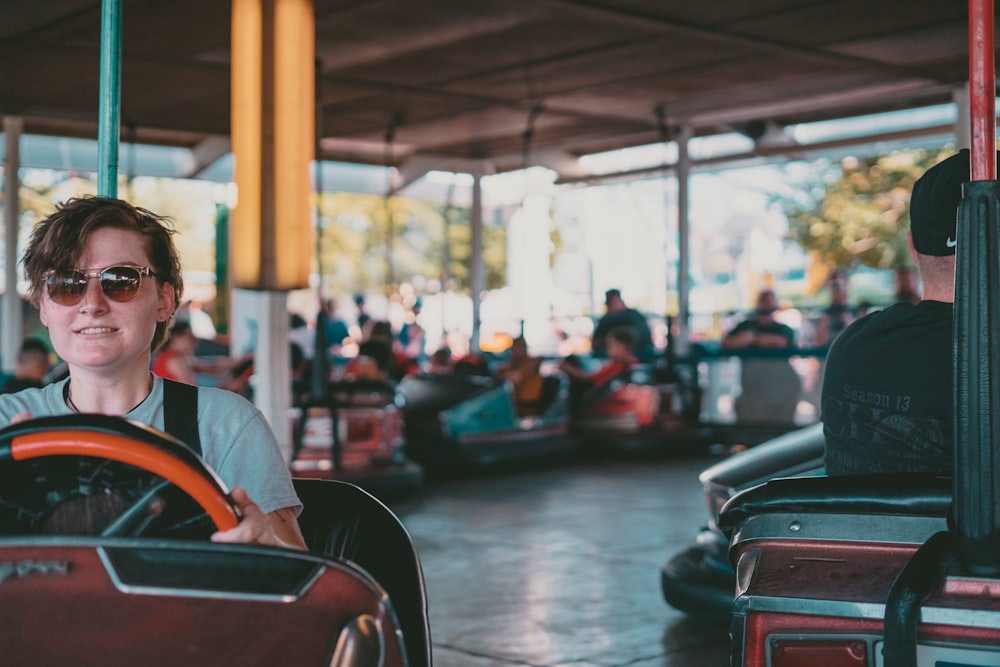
[884,4,1000,664]
[952,0,1000,577]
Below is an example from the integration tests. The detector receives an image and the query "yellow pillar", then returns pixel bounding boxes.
[230,0,314,290]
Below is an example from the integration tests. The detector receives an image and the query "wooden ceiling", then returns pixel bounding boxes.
[0,1,983,181]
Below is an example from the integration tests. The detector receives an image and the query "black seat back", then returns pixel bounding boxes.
[293,478,431,667]
[719,473,952,539]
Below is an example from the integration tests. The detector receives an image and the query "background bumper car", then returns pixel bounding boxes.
[660,422,825,622]
[398,366,573,472]
[290,379,424,500]
[569,360,712,453]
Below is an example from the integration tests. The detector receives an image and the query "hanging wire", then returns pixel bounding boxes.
[522,103,544,171]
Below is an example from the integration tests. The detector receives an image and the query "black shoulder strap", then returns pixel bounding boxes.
[162,379,201,456]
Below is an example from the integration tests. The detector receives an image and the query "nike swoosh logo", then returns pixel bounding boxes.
[947,237,957,248]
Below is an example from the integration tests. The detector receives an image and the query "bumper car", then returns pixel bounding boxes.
[398,360,573,471]
[569,360,713,452]
[660,423,825,622]
[291,380,424,500]
[0,414,430,667]
[718,474,999,667]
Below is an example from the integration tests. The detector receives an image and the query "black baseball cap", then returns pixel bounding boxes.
[910,148,1000,256]
[909,149,969,257]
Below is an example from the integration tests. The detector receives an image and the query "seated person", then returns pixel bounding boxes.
[560,326,637,409]
[427,347,454,375]
[821,149,973,475]
[342,320,395,381]
[498,336,545,415]
[0,196,304,548]
[592,289,655,360]
[153,321,252,391]
[0,338,51,393]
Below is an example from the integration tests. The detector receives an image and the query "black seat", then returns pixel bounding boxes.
[293,478,431,667]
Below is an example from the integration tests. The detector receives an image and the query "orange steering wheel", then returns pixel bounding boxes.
[0,414,240,535]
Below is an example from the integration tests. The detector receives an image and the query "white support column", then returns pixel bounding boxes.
[675,122,693,358]
[469,168,484,351]
[234,289,292,462]
[3,117,23,375]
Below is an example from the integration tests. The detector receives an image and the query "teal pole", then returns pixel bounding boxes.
[97,0,122,197]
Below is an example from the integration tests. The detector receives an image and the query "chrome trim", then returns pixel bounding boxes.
[734,594,1000,628]
[329,614,385,667]
[98,546,324,603]
[731,512,947,546]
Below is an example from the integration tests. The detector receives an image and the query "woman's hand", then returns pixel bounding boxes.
[210,486,307,550]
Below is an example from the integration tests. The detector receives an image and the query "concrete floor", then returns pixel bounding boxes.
[389,452,733,667]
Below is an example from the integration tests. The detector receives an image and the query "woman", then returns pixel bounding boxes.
[0,196,305,549]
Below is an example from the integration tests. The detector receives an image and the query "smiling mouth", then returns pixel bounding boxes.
[77,327,116,335]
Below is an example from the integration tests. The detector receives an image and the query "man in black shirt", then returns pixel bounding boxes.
[592,289,654,360]
[721,288,796,350]
[821,149,973,475]
[722,288,800,424]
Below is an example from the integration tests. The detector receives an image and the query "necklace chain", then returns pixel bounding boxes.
[63,377,153,414]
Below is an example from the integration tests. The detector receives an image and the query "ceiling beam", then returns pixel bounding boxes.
[183,135,231,178]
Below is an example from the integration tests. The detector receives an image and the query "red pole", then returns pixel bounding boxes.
[970,0,996,180]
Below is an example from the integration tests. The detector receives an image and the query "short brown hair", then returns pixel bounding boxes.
[22,196,184,352]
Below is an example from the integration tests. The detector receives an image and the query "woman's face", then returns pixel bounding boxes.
[39,227,175,377]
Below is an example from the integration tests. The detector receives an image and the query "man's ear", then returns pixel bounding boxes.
[157,283,176,322]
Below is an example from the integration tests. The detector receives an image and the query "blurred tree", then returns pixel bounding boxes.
[13,172,507,302]
[15,171,220,277]
[784,147,950,275]
[315,192,506,296]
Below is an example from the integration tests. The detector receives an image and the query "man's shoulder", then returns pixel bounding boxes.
[827,302,950,364]
[843,301,947,335]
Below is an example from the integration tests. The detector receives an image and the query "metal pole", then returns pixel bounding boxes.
[470,169,484,352]
[97,0,122,197]
[2,117,23,375]
[969,0,996,181]
[675,123,693,358]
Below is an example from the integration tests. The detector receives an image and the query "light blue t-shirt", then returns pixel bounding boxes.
[0,376,301,516]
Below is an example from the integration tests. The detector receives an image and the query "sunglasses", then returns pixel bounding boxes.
[44,264,160,306]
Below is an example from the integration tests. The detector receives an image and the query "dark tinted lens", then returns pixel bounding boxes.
[46,270,88,305]
[99,266,143,301]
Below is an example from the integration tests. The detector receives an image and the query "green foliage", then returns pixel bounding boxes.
[315,191,506,296]
[12,171,507,301]
[784,147,951,271]
[15,171,221,278]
